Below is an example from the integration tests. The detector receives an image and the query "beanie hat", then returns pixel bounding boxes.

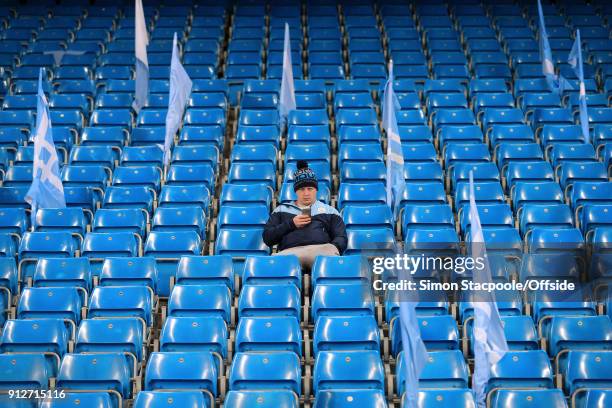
[293,160,318,191]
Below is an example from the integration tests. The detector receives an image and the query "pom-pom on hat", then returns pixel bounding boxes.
[293,160,318,191]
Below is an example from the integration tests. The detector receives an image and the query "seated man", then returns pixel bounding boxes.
[263,160,347,269]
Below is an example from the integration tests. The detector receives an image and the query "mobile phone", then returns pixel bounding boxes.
[301,207,311,216]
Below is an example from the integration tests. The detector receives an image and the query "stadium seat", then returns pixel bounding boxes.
[0,354,53,390]
[229,351,301,395]
[0,318,71,365]
[490,389,568,408]
[168,284,232,323]
[89,285,153,327]
[159,184,211,212]
[560,350,612,399]
[75,318,145,363]
[311,283,374,323]
[144,351,218,404]
[133,391,211,408]
[396,350,468,393]
[33,257,91,292]
[99,257,157,292]
[313,350,384,393]
[235,315,302,356]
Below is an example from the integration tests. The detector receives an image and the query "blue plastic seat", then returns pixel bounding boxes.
[549,144,597,170]
[578,204,612,238]
[69,145,118,169]
[511,181,564,210]
[397,350,468,393]
[144,230,202,296]
[112,166,162,192]
[314,350,384,393]
[401,202,455,236]
[33,257,91,293]
[223,390,298,408]
[144,351,218,404]
[404,389,475,408]
[151,206,206,238]
[168,283,231,323]
[561,351,612,403]
[236,315,302,356]
[337,143,383,169]
[345,228,397,256]
[313,315,380,357]
[101,187,155,215]
[89,285,153,327]
[220,183,272,209]
[227,163,276,190]
[0,354,53,391]
[75,318,144,363]
[80,126,127,147]
[0,208,29,238]
[443,143,490,168]
[184,108,226,133]
[229,351,301,395]
[242,255,301,289]
[2,165,33,187]
[34,208,87,240]
[17,286,83,325]
[340,162,386,185]
[454,181,505,212]
[546,316,612,362]
[160,315,227,360]
[133,391,212,408]
[557,162,608,195]
[342,204,393,233]
[490,389,567,408]
[130,128,165,147]
[505,161,555,191]
[518,203,574,236]
[99,257,157,292]
[158,185,211,212]
[166,164,215,192]
[238,283,301,320]
[18,231,77,282]
[310,255,370,290]
[0,318,71,365]
[311,283,374,323]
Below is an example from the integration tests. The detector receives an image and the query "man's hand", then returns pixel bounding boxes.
[293,214,311,228]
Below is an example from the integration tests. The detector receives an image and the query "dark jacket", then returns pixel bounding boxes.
[263,200,347,253]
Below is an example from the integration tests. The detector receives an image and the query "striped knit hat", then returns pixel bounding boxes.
[293,160,318,191]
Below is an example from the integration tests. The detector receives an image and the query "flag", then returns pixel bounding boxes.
[469,171,509,408]
[163,32,192,166]
[279,22,296,127]
[25,69,66,228]
[133,0,149,112]
[537,0,572,94]
[568,30,589,143]
[383,60,406,221]
[398,268,428,408]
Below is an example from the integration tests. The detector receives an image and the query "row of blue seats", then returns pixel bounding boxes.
[1,344,610,406]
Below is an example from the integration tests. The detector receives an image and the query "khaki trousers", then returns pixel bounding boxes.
[274,243,339,270]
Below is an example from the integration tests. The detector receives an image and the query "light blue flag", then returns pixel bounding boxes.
[133,0,149,113]
[383,60,406,221]
[568,30,589,143]
[279,22,296,127]
[163,32,192,165]
[469,171,509,408]
[537,0,572,94]
[25,69,66,228]
[398,268,428,408]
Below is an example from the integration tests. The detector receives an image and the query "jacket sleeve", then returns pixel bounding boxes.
[329,214,348,254]
[262,211,296,248]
